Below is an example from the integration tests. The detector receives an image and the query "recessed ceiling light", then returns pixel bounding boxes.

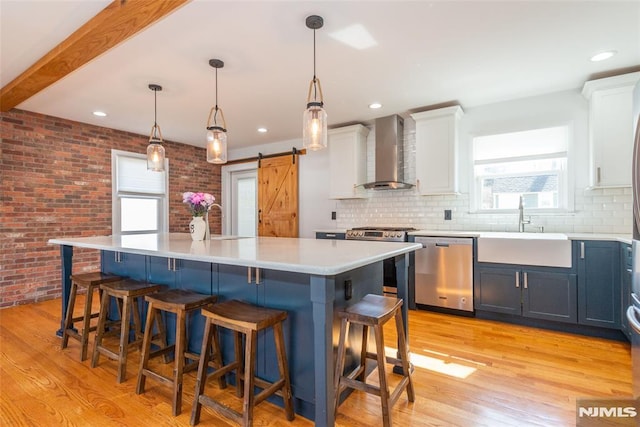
[590,50,617,62]
[369,103,382,109]
[257,127,268,133]
[93,111,107,117]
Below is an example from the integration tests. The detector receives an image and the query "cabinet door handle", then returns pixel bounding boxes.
[523,272,528,289]
[325,233,336,238]
[596,167,601,184]
[247,267,252,284]
[580,242,585,259]
[258,209,262,224]
[255,268,261,285]
[515,272,520,288]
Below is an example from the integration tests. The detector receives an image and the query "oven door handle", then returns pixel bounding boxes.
[435,243,450,248]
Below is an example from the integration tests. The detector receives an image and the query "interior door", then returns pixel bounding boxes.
[257,154,299,237]
[230,169,257,236]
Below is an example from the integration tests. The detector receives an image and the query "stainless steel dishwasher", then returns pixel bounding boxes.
[414,236,474,312]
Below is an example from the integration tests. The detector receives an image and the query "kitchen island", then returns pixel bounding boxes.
[48,233,421,426]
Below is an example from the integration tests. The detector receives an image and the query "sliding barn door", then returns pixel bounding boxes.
[257,154,299,237]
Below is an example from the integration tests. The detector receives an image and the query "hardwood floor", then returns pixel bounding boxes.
[0,296,632,426]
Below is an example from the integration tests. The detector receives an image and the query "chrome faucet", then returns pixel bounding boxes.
[518,195,531,232]
[211,203,223,216]
[205,204,223,239]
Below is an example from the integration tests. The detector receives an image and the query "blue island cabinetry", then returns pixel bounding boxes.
[101,248,386,423]
[49,234,420,426]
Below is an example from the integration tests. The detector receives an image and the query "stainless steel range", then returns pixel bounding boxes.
[346,226,415,242]
[346,226,416,294]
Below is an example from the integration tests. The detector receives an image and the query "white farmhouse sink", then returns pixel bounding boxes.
[477,232,572,268]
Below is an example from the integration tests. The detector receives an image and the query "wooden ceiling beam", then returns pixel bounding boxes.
[0,0,190,112]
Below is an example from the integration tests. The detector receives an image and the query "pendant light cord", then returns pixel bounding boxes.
[214,66,219,123]
[313,28,317,101]
[154,88,158,127]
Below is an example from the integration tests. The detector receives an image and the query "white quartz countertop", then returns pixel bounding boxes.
[48,233,422,276]
[409,230,633,244]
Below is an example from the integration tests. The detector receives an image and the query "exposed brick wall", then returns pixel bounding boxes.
[1,109,221,308]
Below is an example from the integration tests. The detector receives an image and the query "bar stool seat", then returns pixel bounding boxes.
[61,272,125,361]
[334,294,414,427]
[91,279,164,383]
[190,299,295,427]
[136,289,225,416]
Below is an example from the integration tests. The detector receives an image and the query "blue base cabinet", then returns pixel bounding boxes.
[474,265,577,324]
[575,240,621,329]
[474,266,521,315]
[524,270,577,323]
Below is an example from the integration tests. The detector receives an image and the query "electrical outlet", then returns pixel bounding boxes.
[444,209,452,220]
[344,280,352,300]
[331,211,336,220]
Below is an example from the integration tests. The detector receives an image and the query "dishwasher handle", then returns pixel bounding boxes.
[414,237,473,247]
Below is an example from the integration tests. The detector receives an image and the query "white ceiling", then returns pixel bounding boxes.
[2,0,639,154]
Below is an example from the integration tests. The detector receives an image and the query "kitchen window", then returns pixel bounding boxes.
[111,150,168,234]
[472,126,569,212]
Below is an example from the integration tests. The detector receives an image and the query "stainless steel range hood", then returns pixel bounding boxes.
[363,115,414,190]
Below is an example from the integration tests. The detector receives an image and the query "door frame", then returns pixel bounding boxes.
[221,161,258,235]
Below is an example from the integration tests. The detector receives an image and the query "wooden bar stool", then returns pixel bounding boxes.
[136,289,225,416]
[61,272,125,361]
[91,279,164,383]
[190,300,295,427]
[334,294,414,427]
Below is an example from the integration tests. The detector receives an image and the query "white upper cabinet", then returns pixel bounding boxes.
[328,124,370,199]
[411,106,464,195]
[582,72,640,188]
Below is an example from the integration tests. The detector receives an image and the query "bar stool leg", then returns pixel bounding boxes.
[374,324,391,427]
[61,281,78,350]
[359,324,369,382]
[91,289,110,368]
[136,303,157,395]
[394,309,415,401]
[117,295,132,383]
[79,284,97,361]
[211,326,227,389]
[234,331,244,398]
[242,329,257,427]
[172,309,187,416]
[191,319,214,426]
[273,321,294,420]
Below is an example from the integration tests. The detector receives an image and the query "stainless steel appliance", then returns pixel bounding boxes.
[362,115,413,190]
[628,80,640,398]
[346,226,416,294]
[414,236,474,313]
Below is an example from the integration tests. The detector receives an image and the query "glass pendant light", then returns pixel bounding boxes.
[146,84,165,171]
[206,59,228,164]
[303,15,327,151]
